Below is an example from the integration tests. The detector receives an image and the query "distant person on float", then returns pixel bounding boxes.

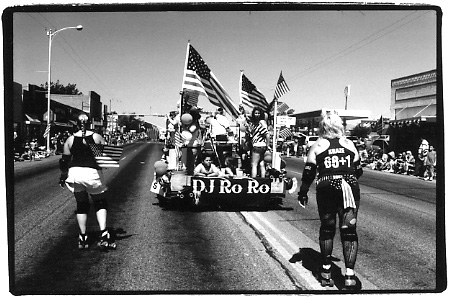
[297,110,363,290]
[193,154,220,177]
[165,111,179,148]
[246,107,270,178]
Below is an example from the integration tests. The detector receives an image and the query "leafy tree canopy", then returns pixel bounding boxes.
[351,123,372,138]
[40,80,83,95]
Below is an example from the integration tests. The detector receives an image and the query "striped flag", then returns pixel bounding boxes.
[174,130,185,148]
[278,127,293,139]
[183,90,200,107]
[277,102,290,115]
[89,143,123,168]
[376,115,383,135]
[43,124,51,138]
[182,44,239,119]
[239,72,269,112]
[273,71,290,100]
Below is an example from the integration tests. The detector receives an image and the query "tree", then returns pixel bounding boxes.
[40,80,83,95]
[351,123,372,138]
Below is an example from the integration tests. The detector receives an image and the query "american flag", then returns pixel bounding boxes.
[273,71,290,100]
[239,72,269,112]
[182,44,239,119]
[376,115,383,135]
[277,102,290,115]
[42,124,51,138]
[174,130,185,148]
[278,127,293,139]
[89,143,123,168]
[183,90,200,107]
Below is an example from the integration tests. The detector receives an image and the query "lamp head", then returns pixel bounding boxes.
[76,25,83,31]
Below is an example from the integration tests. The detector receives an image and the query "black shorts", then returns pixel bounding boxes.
[316,181,360,214]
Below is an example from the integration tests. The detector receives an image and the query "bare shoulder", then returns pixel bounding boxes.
[92,133,105,144]
[65,135,74,145]
[312,138,329,154]
[340,137,357,151]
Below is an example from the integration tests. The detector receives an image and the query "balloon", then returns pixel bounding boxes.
[189,124,198,133]
[181,113,193,125]
[264,154,272,163]
[154,160,168,176]
[239,124,247,132]
[181,130,192,141]
[264,150,272,156]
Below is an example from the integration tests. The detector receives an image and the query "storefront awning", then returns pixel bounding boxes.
[390,116,436,125]
[54,122,73,127]
[25,114,41,125]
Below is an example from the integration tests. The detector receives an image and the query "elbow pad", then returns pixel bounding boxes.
[354,160,363,179]
[59,154,71,174]
[301,162,317,185]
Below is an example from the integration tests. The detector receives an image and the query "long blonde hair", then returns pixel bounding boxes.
[318,110,345,139]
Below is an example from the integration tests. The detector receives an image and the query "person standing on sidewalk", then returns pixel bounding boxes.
[424,145,436,181]
[297,110,363,290]
[59,113,116,250]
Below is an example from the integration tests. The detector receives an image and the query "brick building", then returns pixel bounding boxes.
[387,69,438,153]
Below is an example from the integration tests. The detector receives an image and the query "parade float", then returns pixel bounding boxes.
[151,43,297,210]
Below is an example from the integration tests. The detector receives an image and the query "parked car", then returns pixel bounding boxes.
[346,136,360,145]
[306,135,319,149]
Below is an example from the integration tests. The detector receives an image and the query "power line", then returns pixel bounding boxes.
[274,11,431,88]
[30,13,117,100]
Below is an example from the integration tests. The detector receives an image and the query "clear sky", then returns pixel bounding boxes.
[10,2,440,129]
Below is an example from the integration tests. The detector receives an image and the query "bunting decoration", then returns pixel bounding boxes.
[42,124,51,138]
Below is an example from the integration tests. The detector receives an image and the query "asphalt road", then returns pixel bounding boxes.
[10,141,444,294]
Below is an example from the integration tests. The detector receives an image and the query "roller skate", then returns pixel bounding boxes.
[317,266,334,287]
[97,229,116,251]
[78,233,89,250]
[342,274,359,291]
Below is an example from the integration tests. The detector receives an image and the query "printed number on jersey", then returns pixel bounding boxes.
[324,155,351,169]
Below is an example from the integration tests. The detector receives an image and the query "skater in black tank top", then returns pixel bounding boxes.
[59,113,116,250]
[298,110,363,290]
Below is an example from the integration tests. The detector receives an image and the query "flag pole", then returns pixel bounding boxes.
[238,70,244,159]
[180,41,191,116]
[272,96,278,169]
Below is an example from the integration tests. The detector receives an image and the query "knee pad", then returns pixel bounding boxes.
[342,208,357,229]
[319,225,336,241]
[93,199,108,212]
[74,191,89,202]
[340,226,358,242]
[76,200,90,214]
[91,193,108,212]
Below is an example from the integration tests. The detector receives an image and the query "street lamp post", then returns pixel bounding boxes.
[46,25,83,152]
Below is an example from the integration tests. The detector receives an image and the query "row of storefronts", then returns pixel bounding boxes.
[12,83,105,148]
[290,69,440,154]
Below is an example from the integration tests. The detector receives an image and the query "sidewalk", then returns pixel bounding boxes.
[13,154,61,171]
